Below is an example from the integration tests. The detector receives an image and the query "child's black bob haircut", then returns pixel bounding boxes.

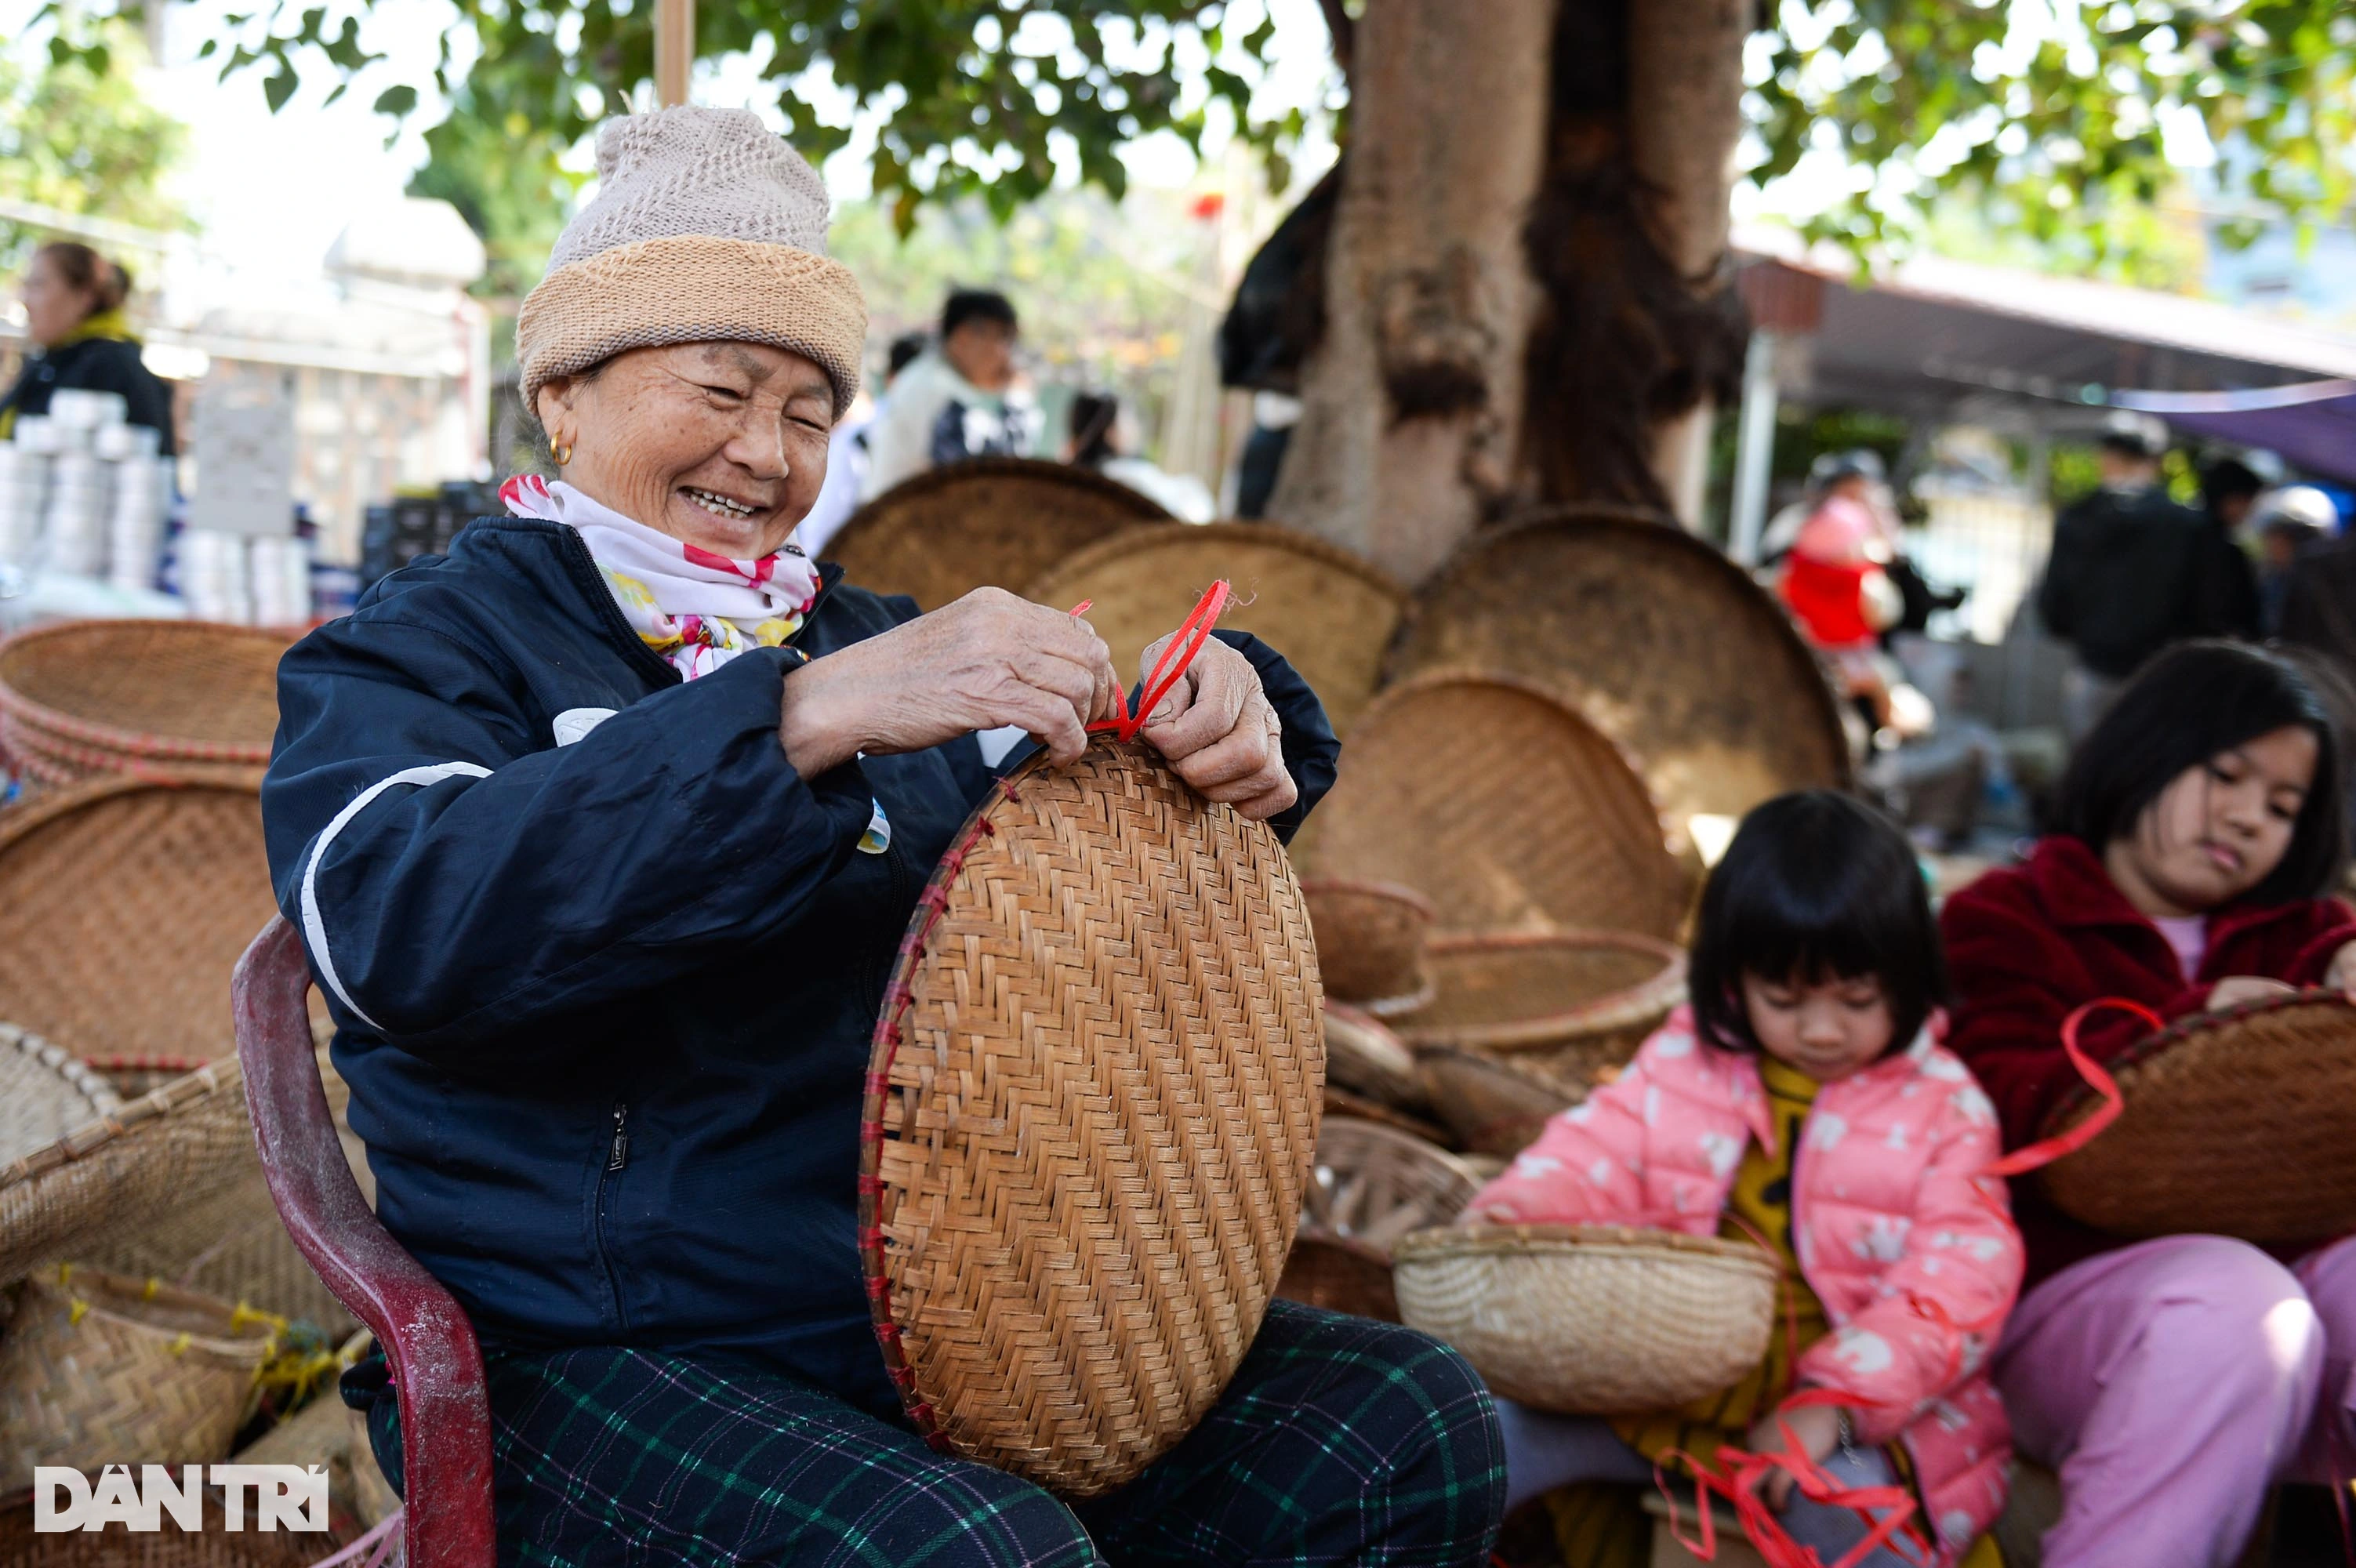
[1688,789,1945,1057]
[2053,641,2350,905]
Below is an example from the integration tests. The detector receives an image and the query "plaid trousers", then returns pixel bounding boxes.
[350,1299,1505,1567]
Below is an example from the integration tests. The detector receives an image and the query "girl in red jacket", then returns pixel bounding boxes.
[1943,641,2356,1568]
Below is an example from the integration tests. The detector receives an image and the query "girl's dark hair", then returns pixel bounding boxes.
[1068,392,1118,467]
[34,241,128,315]
[2053,640,2350,903]
[1689,790,1945,1057]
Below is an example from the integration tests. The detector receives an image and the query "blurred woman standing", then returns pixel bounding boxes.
[2,241,176,454]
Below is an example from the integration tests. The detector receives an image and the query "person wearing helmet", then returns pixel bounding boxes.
[2254,485,2342,634]
[2036,412,2213,740]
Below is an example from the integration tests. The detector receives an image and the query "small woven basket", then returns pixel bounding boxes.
[824,456,1171,610]
[1393,1223,1778,1414]
[1414,1046,1588,1157]
[0,1059,258,1288]
[2040,990,2356,1246]
[1280,1120,1485,1323]
[1289,671,1686,940]
[0,777,277,1061]
[862,740,1323,1497]
[1323,1001,1428,1112]
[1025,522,1409,734]
[1394,931,1687,1062]
[0,1025,120,1171]
[0,1265,276,1488]
[1301,878,1436,1011]
[0,620,283,784]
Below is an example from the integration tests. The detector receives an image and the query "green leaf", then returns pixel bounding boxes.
[263,65,298,113]
[373,84,419,117]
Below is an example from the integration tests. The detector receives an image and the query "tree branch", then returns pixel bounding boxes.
[1316,0,1354,84]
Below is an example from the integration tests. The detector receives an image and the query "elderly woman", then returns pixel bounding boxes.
[263,109,1502,1566]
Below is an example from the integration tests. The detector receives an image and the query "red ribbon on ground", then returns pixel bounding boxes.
[1073,579,1232,742]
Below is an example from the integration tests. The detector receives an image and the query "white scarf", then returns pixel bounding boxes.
[499,475,822,681]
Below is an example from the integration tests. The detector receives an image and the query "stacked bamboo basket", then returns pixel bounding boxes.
[0,619,385,1552]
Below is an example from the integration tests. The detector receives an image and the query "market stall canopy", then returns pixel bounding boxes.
[2115,380,2356,485]
[1736,230,2356,434]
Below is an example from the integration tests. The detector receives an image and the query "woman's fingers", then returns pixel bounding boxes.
[1141,645,1251,760]
[994,684,1091,764]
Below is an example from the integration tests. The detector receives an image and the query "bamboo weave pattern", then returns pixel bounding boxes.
[861,741,1323,1496]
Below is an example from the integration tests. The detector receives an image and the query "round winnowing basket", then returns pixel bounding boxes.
[1300,878,1435,1012]
[1387,512,1850,855]
[1322,1001,1428,1113]
[0,1060,256,1288]
[1025,523,1408,734]
[1413,1046,1588,1158]
[0,1265,275,1489]
[861,740,1323,1497]
[822,457,1172,610]
[1288,672,1686,940]
[2040,991,2356,1247]
[1393,1224,1778,1414]
[1279,1120,1483,1323]
[0,620,282,783]
[0,1026,120,1171]
[1394,931,1687,1066]
[0,778,275,1061]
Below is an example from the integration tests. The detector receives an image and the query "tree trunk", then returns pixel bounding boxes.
[1272,0,1751,580]
[1267,0,1559,584]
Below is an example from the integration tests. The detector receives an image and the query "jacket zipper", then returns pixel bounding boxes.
[594,1100,633,1331]
[862,834,914,1010]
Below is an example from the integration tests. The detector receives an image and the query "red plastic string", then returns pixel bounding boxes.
[1981,997,2140,1178]
[1075,579,1233,742]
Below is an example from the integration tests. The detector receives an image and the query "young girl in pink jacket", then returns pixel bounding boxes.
[1468,792,2023,1567]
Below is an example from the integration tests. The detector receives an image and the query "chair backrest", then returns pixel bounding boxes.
[233,916,496,1568]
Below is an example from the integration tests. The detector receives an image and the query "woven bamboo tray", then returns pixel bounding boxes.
[1323,1001,1428,1112]
[1289,671,1686,939]
[0,777,275,1061]
[0,1059,256,1287]
[822,456,1172,610]
[0,1025,120,1170]
[1026,523,1408,734]
[1414,1045,1593,1157]
[1387,513,1850,858]
[862,739,1323,1496]
[2041,990,2356,1246]
[1279,1120,1485,1323]
[1394,931,1687,1059]
[1394,1223,1778,1414]
[1301,878,1434,1011]
[1322,1085,1451,1146]
[0,620,283,782]
[0,1265,275,1488]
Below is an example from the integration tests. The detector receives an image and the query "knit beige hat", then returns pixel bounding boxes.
[515,107,868,416]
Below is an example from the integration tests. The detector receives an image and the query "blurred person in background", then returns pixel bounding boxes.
[2195,456,2264,640]
[0,241,176,454]
[862,288,1036,496]
[798,330,927,557]
[2254,485,2342,637]
[2037,412,2210,741]
[1774,449,1930,739]
[1065,390,1214,522]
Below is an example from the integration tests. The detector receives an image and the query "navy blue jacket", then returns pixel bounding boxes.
[262,517,1338,1417]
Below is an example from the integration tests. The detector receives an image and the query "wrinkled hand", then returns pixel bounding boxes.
[1134,631,1296,822]
[2209,975,2297,1011]
[779,587,1120,775]
[1743,1403,1842,1512]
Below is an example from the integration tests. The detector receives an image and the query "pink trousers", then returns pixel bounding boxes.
[1995,1232,2356,1567]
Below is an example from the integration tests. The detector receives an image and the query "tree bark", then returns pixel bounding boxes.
[1267,0,1558,583]
[1626,0,1750,524]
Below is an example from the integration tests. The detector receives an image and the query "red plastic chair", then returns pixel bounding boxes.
[233,916,497,1568]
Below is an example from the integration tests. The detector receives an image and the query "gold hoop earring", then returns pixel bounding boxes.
[550,439,573,466]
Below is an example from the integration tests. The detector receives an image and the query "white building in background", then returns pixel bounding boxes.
[1,193,489,565]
